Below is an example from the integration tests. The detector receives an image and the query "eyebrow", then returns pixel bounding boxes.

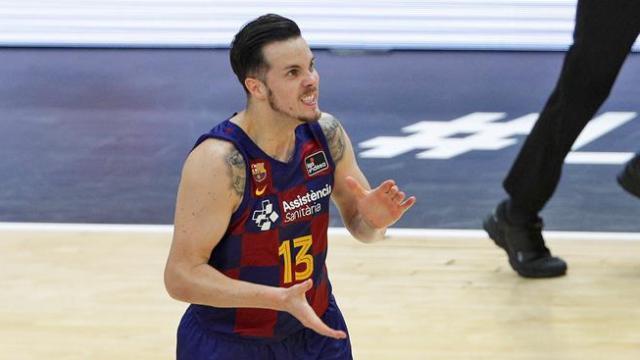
[282,57,315,71]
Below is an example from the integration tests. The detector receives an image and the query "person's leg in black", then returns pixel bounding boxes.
[618,153,640,198]
[485,0,640,278]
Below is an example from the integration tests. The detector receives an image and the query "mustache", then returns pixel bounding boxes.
[301,87,318,96]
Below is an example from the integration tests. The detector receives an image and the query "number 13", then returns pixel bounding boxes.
[278,235,313,284]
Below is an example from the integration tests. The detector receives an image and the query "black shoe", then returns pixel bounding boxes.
[617,154,640,198]
[483,201,567,278]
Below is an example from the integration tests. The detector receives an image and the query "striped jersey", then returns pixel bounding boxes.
[187,117,335,341]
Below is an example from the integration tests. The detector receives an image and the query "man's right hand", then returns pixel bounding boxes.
[280,279,347,339]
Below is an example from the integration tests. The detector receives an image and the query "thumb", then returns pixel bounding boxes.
[345,176,367,199]
[292,279,313,294]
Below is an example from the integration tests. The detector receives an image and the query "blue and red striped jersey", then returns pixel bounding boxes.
[188,117,335,341]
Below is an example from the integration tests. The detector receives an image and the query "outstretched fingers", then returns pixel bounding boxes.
[286,280,347,340]
[399,196,417,211]
[378,180,396,194]
[393,191,406,204]
[302,309,348,339]
[380,182,415,210]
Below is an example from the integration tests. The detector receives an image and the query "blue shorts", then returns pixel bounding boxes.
[177,295,352,360]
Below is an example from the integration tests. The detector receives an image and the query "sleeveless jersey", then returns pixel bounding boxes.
[187,117,335,341]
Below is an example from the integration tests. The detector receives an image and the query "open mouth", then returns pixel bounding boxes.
[301,93,317,106]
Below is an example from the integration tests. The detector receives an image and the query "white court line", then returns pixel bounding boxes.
[0,222,173,233]
[565,151,634,165]
[1,222,640,241]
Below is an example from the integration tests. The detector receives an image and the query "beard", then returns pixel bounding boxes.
[267,87,321,123]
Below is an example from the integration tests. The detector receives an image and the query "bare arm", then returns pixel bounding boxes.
[320,113,416,243]
[164,139,280,308]
[164,139,345,338]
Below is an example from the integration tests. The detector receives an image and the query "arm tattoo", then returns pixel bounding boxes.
[321,116,345,164]
[225,149,245,196]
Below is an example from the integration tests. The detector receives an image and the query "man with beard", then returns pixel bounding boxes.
[164,14,416,359]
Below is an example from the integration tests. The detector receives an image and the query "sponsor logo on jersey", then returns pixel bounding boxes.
[255,185,267,196]
[304,151,329,177]
[282,184,332,223]
[252,199,279,231]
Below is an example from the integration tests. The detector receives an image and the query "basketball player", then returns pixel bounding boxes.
[484,0,640,278]
[163,14,416,359]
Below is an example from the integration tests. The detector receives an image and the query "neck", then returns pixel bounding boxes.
[233,108,301,162]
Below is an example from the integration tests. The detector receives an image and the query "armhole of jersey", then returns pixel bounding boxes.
[309,120,336,171]
[191,134,252,225]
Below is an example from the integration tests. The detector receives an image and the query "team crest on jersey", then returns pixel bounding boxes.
[251,162,267,183]
[304,151,328,177]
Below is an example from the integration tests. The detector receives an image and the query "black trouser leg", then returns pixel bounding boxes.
[503,0,640,217]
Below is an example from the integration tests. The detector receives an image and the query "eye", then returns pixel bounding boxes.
[309,61,316,71]
[287,69,298,77]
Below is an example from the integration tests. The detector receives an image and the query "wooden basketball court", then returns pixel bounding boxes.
[1,226,639,359]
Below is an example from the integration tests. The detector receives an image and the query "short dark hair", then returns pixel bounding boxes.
[230,14,301,93]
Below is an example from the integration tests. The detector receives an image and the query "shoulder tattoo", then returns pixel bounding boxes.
[225,149,245,196]
[320,116,345,163]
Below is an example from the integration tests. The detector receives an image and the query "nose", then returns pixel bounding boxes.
[302,70,319,88]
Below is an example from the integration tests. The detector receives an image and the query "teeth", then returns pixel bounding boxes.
[301,94,316,104]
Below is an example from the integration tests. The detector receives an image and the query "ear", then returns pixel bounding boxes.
[244,77,267,100]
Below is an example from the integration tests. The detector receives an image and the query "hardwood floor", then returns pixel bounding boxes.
[1,227,639,359]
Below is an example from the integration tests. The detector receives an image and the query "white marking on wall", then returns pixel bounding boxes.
[571,112,637,150]
[358,112,637,164]
[564,152,634,164]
